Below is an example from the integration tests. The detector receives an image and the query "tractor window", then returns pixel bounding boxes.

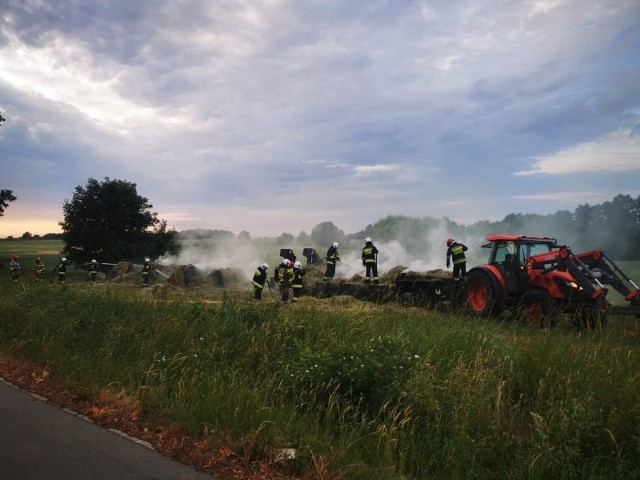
[522,242,553,260]
[493,241,516,270]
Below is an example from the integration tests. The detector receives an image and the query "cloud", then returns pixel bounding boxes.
[514,129,640,175]
[1,0,639,238]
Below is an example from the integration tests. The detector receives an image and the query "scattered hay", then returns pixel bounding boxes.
[151,276,178,299]
[379,265,408,283]
[397,269,451,280]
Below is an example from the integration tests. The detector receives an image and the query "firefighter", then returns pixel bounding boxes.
[446,238,468,279]
[323,242,340,282]
[361,237,379,283]
[34,257,45,282]
[251,263,269,300]
[278,259,292,302]
[52,257,68,285]
[142,257,151,287]
[292,261,305,301]
[88,259,100,283]
[10,255,20,282]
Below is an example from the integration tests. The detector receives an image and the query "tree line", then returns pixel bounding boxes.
[3,178,638,261]
[352,194,640,260]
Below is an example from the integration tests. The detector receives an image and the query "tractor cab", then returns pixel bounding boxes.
[483,235,557,293]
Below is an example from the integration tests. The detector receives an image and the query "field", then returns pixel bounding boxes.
[1,239,640,479]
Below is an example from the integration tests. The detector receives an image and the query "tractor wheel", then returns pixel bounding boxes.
[519,290,558,329]
[574,297,609,332]
[466,270,502,316]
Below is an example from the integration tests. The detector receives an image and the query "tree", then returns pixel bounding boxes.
[310,221,346,248]
[0,189,17,216]
[60,177,180,264]
[277,232,294,244]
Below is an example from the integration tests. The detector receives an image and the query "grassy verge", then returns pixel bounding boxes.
[1,278,639,479]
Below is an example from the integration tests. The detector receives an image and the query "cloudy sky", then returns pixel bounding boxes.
[1,0,639,238]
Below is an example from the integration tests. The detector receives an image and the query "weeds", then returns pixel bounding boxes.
[1,279,639,479]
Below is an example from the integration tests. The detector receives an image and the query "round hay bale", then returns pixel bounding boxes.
[183,264,202,285]
[108,261,135,280]
[166,265,197,287]
[207,268,246,288]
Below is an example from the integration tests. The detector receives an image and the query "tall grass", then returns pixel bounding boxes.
[1,279,639,479]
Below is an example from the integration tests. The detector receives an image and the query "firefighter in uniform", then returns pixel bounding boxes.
[10,255,21,282]
[88,259,100,283]
[142,257,151,287]
[292,261,305,301]
[251,263,269,300]
[323,242,340,282]
[52,257,68,285]
[34,257,45,282]
[278,259,292,302]
[446,238,468,279]
[361,237,379,283]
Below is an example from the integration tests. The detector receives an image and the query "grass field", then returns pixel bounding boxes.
[1,239,640,479]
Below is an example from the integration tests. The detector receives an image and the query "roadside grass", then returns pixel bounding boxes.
[1,274,639,479]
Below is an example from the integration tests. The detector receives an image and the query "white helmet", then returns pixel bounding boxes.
[262,263,269,270]
[144,257,151,263]
[332,242,339,248]
[283,259,290,266]
[365,237,372,243]
[91,259,97,264]
[61,257,67,263]
[294,261,301,269]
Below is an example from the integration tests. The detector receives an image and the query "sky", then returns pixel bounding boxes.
[1,0,639,239]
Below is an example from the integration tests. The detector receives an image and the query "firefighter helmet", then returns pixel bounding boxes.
[262,263,269,270]
[447,238,454,246]
[91,259,97,264]
[332,242,339,248]
[365,237,372,243]
[144,257,150,263]
[294,261,301,269]
[61,257,67,263]
[283,259,290,266]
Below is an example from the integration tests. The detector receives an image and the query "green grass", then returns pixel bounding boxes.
[1,278,639,479]
[2,240,640,479]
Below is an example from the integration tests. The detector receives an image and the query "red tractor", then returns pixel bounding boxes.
[465,235,640,328]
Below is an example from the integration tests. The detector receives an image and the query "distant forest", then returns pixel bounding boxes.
[6,194,639,260]
[179,194,640,260]
[353,194,640,260]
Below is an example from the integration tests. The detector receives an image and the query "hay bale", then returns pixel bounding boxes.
[378,265,408,283]
[166,264,202,287]
[108,261,135,280]
[301,262,326,284]
[207,268,246,288]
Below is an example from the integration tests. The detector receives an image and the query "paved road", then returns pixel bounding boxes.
[0,379,217,480]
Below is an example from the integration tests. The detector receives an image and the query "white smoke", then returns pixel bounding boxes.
[333,220,489,279]
[159,237,264,279]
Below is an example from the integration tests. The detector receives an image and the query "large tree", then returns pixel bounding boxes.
[0,189,17,216]
[310,221,346,248]
[60,177,180,264]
